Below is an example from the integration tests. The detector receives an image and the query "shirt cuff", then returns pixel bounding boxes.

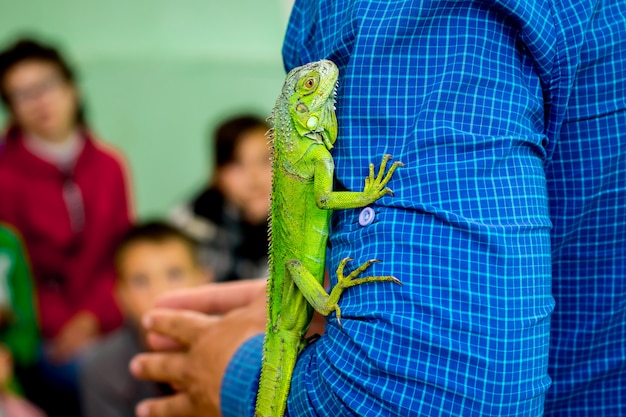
[221,334,264,417]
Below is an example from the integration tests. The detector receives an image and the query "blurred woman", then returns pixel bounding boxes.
[0,38,132,417]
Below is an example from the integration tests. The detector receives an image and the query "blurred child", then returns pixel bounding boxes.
[170,115,272,282]
[79,221,207,417]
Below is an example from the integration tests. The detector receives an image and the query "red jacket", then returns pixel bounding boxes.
[0,130,131,339]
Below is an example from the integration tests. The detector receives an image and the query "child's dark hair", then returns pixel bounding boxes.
[115,221,198,271]
[213,114,269,169]
[0,37,86,125]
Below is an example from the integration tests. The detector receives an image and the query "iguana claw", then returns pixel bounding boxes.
[332,257,401,326]
[363,155,404,202]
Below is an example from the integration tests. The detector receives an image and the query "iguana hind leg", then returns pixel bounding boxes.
[286,257,401,326]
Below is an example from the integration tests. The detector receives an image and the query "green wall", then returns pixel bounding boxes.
[0,0,293,218]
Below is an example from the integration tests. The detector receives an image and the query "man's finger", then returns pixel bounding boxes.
[143,308,218,346]
[136,393,197,417]
[130,352,187,385]
[145,331,184,352]
[155,279,267,314]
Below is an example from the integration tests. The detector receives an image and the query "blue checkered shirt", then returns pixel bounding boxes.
[221,1,626,415]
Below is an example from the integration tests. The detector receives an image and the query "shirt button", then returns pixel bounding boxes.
[358,207,375,226]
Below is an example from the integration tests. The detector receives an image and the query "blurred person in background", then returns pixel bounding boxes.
[0,38,132,417]
[170,115,272,282]
[0,224,45,417]
[80,221,207,417]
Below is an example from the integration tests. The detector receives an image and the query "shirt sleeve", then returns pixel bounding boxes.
[221,334,263,417]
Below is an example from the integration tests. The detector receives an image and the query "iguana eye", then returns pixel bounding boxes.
[304,78,316,89]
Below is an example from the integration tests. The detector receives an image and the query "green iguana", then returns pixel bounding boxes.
[256,59,402,417]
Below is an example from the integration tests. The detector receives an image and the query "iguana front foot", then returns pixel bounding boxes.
[363,154,405,200]
[330,257,401,326]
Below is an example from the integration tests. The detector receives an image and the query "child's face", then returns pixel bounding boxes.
[215,127,272,224]
[117,240,204,324]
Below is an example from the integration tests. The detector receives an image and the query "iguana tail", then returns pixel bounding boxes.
[255,331,301,417]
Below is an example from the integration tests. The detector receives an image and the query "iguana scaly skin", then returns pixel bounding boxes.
[256,59,402,417]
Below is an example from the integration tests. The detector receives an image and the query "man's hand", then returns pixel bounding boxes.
[130,278,327,417]
[150,279,267,316]
[130,280,267,417]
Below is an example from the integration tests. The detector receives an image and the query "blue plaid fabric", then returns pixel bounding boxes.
[221,1,626,415]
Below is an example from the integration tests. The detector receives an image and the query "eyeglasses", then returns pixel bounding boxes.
[7,75,66,105]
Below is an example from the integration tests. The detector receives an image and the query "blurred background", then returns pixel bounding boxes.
[0,0,293,218]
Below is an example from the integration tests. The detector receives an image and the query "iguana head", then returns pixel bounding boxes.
[282,59,339,150]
